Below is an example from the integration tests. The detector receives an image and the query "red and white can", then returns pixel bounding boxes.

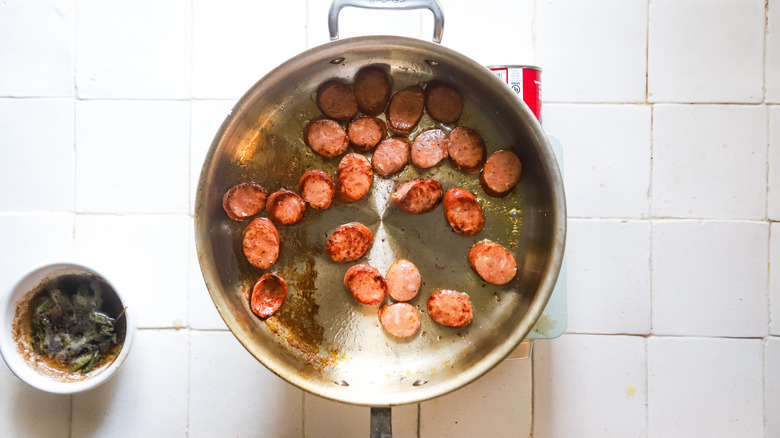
[488,65,542,121]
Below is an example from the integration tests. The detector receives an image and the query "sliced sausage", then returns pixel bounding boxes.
[336,153,373,203]
[266,190,307,226]
[443,188,484,236]
[468,240,518,285]
[326,222,374,262]
[372,136,410,177]
[446,127,487,174]
[386,85,424,134]
[298,170,335,210]
[316,80,358,122]
[354,67,391,116]
[427,290,473,328]
[424,80,463,124]
[379,302,420,337]
[242,218,280,270]
[392,180,443,214]
[305,118,349,158]
[250,273,287,319]
[344,264,387,305]
[222,183,267,221]
[411,128,448,169]
[480,150,523,197]
[347,116,386,152]
[385,259,421,301]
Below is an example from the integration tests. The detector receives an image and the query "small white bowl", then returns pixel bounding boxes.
[0,263,136,394]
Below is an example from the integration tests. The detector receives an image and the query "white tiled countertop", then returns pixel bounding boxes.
[1,0,778,436]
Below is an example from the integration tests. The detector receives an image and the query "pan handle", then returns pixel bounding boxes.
[370,407,392,438]
[328,0,445,43]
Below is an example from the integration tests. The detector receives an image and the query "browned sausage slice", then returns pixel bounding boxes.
[372,136,410,177]
[306,118,349,158]
[344,264,387,305]
[316,80,358,122]
[242,218,280,269]
[347,116,386,152]
[424,80,463,124]
[354,67,391,117]
[480,150,523,197]
[326,222,374,262]
[443,188,484,236]
[468,240,518,285]
[386,85,424,134]
[411,128,448,169]
[427,290,473,328]
[298,170,335,210]
[379,302,420,337]
[336,153,373,203]
[392,180,443,214]
[250,273,287,319]
[446,127,487,174]
[385,259,421,301]
[266,190,307,225]
[222,183,267,221]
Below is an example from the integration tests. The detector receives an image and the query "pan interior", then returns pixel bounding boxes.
[195,36,564,406]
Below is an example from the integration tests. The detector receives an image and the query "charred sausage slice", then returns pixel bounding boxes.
[446,127,487,174]
[250,273,287,319]
[424,80,463,124]
[427,290,473,328]
[354,67,391,117]
[480,150,523,197]
[372,136,410,177]
[298,170,335,210]
[386,85,424,134]
[326,222,374,262]
[385,259,421,301]
[316,80,358,122]
[242,218,280,270]
[266,190,307,225]
[306,118,349,158]
[468,240,518,285]
[347,116,386,152]
[411,128,448,169]
[379,302,420,337]
[443,188,484,236]
[336,153,373,203]
[392,179,443,214]
[222,183,267,221]
[344,264,387,305]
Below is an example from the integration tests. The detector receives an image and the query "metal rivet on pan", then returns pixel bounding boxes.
[330,57,346,64]
[425,60,439,67]
[412,379,428,386]
[334,380,350,386]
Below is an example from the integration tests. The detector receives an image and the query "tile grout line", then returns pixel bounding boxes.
[184,328,192,438]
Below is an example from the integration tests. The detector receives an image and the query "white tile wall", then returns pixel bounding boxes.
[76,0,191,99]
[0,0,74,97]
[652,104,767,220]
[543,104,651,218]
[0,99,75,212]
[652,221,769,337]
[75,100,190,214]
[533,334,647,438]
[71,330,188,437]
[193,0,306,99]
[648,337,764,437]
[189,331,303,438]
[537,0,648,103]
[1,0,777,436]
[565,219,651,335]
[420,358,532,437]
[648,0,764,103]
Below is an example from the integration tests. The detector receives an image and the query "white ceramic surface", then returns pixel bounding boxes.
[0,263,136,394]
